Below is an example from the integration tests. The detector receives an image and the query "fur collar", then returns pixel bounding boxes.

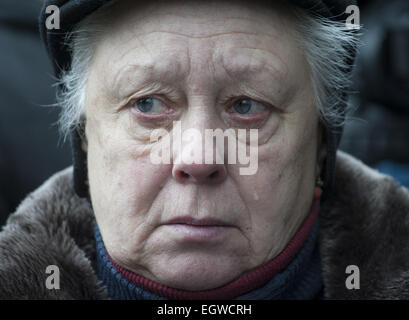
[1,151,408,299]
[320,153,409,299]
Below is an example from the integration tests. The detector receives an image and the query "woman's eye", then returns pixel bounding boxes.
[133,97,166,113]
[232,98,266,115]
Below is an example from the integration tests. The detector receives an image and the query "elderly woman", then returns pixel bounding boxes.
[1,0,409,300]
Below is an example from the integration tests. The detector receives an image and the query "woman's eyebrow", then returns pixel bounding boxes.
[103,64,185,105]
[219,47,289,85]
[107,49,188,92]
[106,40,292,100]
[110,64,154,93]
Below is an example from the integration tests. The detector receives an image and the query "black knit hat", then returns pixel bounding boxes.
[39,0,357,198]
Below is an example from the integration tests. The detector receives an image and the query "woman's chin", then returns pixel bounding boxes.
[149,256,245,291]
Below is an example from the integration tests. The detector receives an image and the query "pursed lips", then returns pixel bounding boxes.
[166,216,232,227]
[161,216,235,241]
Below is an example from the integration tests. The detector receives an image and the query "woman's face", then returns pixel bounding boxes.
[85,0,320,291]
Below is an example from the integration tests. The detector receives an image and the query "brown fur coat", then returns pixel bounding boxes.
[1,152,409,299]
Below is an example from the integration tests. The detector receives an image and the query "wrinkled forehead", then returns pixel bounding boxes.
[89,0,306,94]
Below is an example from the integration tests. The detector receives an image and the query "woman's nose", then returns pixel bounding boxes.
[172,163,227,184]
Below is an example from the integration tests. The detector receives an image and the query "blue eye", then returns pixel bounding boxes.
[232,99,265,115]
[135,97,165,113]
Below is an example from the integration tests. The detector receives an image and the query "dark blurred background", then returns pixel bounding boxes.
[0,0,71,226]
[340,0,409,187]
[0,0,408,226]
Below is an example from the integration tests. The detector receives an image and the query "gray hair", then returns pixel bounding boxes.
[56,2,358,141]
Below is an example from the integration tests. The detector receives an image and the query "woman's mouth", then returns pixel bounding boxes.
[162,216,234,241]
